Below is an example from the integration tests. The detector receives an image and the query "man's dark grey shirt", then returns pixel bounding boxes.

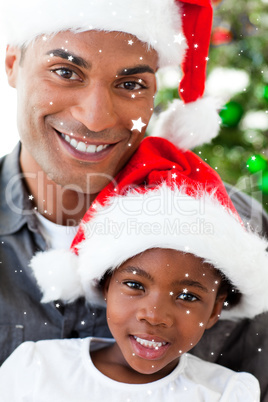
[1,143,268,400]
[0,144,110,365]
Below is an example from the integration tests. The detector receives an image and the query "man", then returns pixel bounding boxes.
[0,0,194,364]
[1,0,268,399]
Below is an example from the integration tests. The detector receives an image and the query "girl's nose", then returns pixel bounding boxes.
[136,294,173,328]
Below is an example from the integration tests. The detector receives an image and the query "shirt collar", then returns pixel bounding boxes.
[0,143,38,235]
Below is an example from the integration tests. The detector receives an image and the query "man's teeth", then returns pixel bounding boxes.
[134,336,167,349]
[61,133,109,153]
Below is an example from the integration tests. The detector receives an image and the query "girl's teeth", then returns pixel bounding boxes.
[61,133,109,153]
[134,336,167,349]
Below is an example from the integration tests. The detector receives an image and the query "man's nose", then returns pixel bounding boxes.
[70,84,118,132]
[136,294,173,328]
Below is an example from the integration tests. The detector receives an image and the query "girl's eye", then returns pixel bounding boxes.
[177,293,198,302]
[124,281,144,291]
[52,68,81,81]
[118,81,145,91]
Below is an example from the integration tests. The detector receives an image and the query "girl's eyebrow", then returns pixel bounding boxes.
[120,267,210,293]
[120,266,154,281]
[174,279,209,293]
[45,49,90,69]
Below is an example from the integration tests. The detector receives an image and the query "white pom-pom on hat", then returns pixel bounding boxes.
[30,249,82,303]
[152,97,222,150]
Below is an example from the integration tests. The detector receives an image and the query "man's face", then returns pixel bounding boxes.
[6,30,158,194]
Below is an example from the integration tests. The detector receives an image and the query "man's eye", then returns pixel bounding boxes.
[52,68,80,81]
[118,81,145,91]
[177,293,198,302]
[124,281,144,290]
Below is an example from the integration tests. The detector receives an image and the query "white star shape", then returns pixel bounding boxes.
[199,322,204,327]
[251,156,256,161]
[194,44,198,48]
[131,118,146,132]
[174,33,185,44]
[128,40,134,45]
[28,195,34,200]
[171,173,177,179]
[68,55,74,61]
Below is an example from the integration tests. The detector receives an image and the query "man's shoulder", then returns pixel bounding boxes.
[224,182,268,236]
[0,144,21,180]
[0,143,28,235]
[0,152,9,174]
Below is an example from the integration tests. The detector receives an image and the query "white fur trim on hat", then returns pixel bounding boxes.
[75,184,268,321]
[30,249,82,303]
[152,97,222,149]
[29,183,268,321]
[0,0,186,68]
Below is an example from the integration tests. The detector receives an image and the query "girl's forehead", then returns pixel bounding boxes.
[117,248,221,282]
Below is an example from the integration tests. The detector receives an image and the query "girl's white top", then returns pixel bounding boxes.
[0,337,260,401]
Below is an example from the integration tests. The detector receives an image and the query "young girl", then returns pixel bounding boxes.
[0,137,266,401]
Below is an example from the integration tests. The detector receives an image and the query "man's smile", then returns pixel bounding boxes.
[55,129,120,162]
[59,131,111,154]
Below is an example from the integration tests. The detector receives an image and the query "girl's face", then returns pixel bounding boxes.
[104,248,226,380]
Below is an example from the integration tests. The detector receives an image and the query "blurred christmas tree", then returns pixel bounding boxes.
[153,0,268,211]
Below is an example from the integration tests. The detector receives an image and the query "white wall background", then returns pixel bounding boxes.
[0,37,18,158]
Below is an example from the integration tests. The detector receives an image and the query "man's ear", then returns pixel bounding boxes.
[205,293,227,330]
[5,45,21,88]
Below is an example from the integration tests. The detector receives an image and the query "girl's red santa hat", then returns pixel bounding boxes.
[30,137,268,321]
[1,0,220,149]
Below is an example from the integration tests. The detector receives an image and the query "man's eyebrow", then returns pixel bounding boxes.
[45,49,90,69]
[117,65,155,76]
[120,266,154,281]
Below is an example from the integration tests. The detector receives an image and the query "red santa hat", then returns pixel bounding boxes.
[30,137,268,321]
[0,0,220,149]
